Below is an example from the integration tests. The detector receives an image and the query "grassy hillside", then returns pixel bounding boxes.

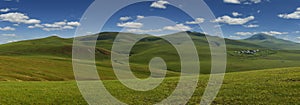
[0,32,300,81]
[0,68,298,104]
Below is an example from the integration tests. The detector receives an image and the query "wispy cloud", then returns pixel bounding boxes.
[235,31,288,36]
[244,24,259,28]
[185,18,205,24]
[2,33,16,37]
[163,24,192,31]
[232,12,242,17]
[28,21,80,31]
[224,0,263,4]
[120,16,132,21]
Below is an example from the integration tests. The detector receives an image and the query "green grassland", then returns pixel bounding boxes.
[0,32,299,104]
[0,32,300,81]
[0,68,298,104]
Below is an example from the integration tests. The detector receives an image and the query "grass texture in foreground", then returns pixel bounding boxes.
[0,67,298,105]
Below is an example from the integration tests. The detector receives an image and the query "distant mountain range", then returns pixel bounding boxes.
[243,33,300,50]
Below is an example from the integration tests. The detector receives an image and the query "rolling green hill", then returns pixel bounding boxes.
[0,32,300,81]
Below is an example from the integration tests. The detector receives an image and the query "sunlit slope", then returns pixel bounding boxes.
[0,67,298,104]
[0,32,300,81]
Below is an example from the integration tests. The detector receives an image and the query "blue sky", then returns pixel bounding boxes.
[0,0,300,43]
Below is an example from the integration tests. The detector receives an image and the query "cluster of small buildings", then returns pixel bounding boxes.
[235,49,260,55]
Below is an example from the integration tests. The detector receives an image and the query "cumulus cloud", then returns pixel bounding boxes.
[212,15,255,25]
[0,26,15,31]
[0,8,10,12]
[163,24,192,31]
[150,0,169,9]
[278,7,300,19]
[232,12,242,17]
[0,12,41,24]
[117,22,143,28]
[120,16,132,21]
[185,18,205,24]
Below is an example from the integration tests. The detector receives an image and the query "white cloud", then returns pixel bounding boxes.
[67,21,80,26]
[244,24,259,28]
[0,12,41,24]
[297,37,300,40]
[0,26,15,31]
[235,31,288,36]
[120,16,132,21]
[2,34,16,37]
[150,0,169,9]
[163,24,192,31]
[232,12,242,17]
[278,7,300,19]
[28,21,80,31]
[137,15,145,19]
[224,0,240,4]
[42,28,60,31]
[224,0,262,4]
[28,24,44,29]
[125,29,163,33]
[0,8,10,12]
[235,32,254,36]
[117,22,143,28]
[261,31,288,36]
[7,40,18,43]
[185,18,205,24]
[250,0,261,4]
[44,23,62,28]
[24,19,41,24]
[62,25,74,29]
[212,15,255,25]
